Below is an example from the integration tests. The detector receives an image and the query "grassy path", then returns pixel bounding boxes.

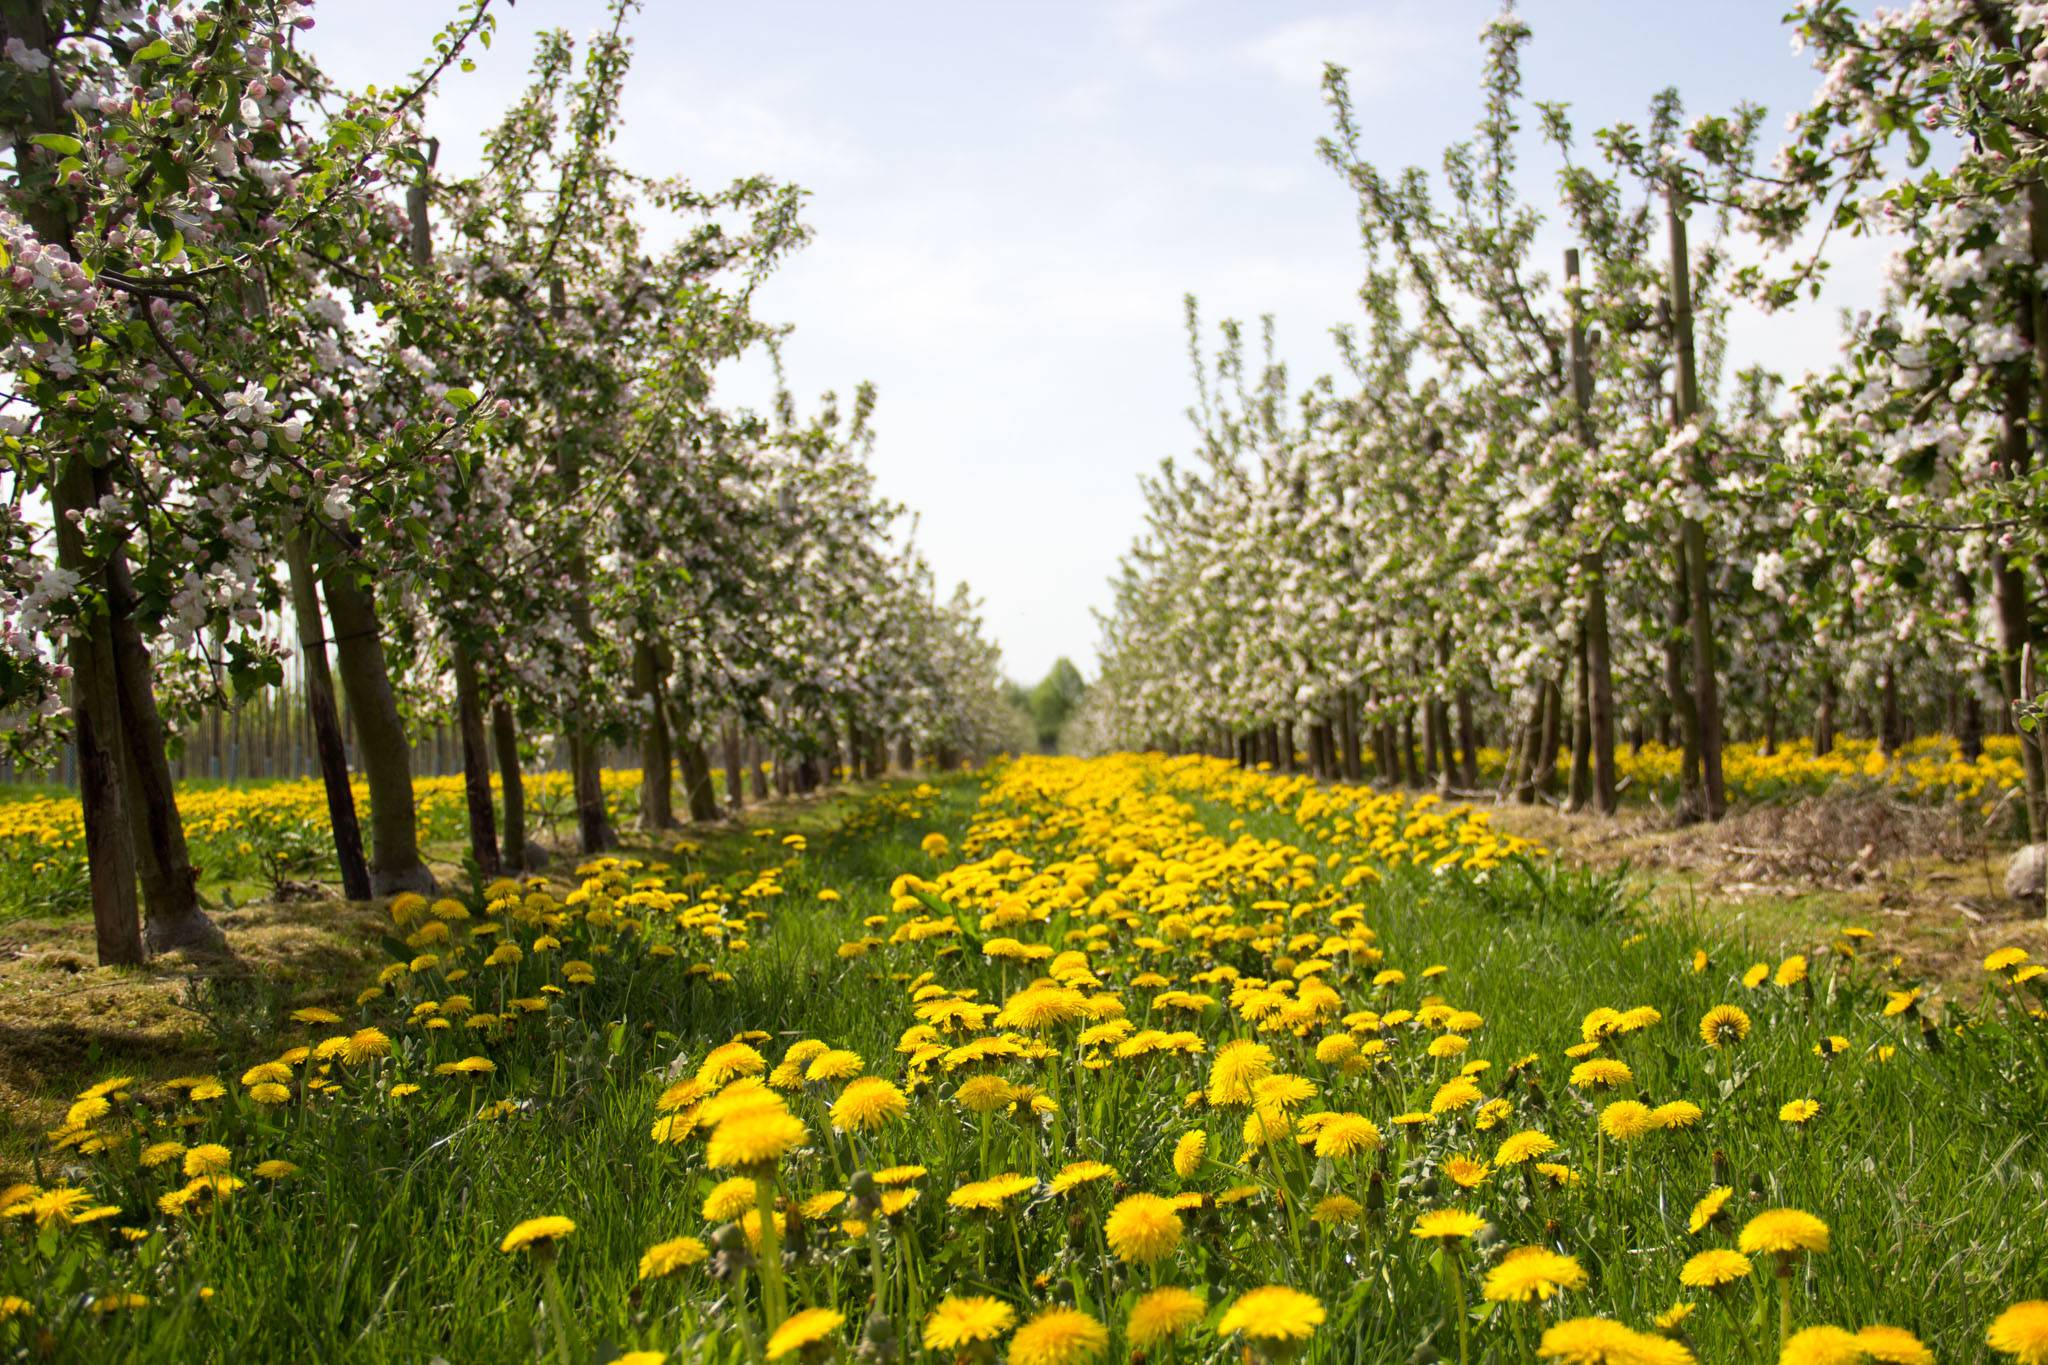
[2,757,2044,1362]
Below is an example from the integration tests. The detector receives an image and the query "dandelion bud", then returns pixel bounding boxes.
[846,1170,879,1218]
[855,1309,898,1361]
[708,1221,752,1279]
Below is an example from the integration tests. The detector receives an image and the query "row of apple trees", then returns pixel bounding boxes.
[0,1,1018,963]
[1085,1,2048,841]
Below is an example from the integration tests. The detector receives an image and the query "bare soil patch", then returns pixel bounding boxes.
[0,783,880,1174]
[1481,792,2045,989]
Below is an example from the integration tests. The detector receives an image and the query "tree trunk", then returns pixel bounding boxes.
[634,640,675,830]
[567,729,613,853]
[1456,686,1479,789]
[1532,672,1564,797]
[681,732,720,823]
[1565,248,1621,815]
[1960,684,1984,762]
[90,461,222,954]
[1422,697,1444,789]
[1815,669,1837,756]
[285,529,372,900]
[450,638,500,878]
[1512,685,1544,805]
[1568,623,1592,813]
[1584,558,1620,814]
[53,454,143,965]
[1338,690,1362,782]
[723,721,747,811]
[491,700,532,870]
[1667,180,1726,821]
[1666,546,1705,820]
[322,562,434,894]
[1881,660,1904,757]
[1992,555,2046,839]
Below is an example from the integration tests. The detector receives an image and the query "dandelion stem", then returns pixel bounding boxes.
[1009,1209,1029,1289]
[734,1267,766,1365]
[539,1260,576,1365]
[1447,1248,1470,1365]
[755,1172,787,1333]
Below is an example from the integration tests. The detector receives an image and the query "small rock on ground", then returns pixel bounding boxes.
[2007,844,2047,902]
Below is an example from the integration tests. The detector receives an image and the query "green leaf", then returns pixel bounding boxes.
[32,134,82,155]
[134,38,175,61]
[444,387,479,409]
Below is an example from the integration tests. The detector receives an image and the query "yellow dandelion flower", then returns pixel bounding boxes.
[1569,1059,1632,1090]
[499,1215,575,1254]
[1738,1208,1829,1256]
[1699,1005,1750,1048]
[1780,1326,1867,1365]
[1218,1285,1325,1343]
[1105,1193,1182,1264]
[1537,1316,1694,1364]
[1679,1249,1751,1288]
[1598,1101,1656,1142]
[1687,1186,1733,1233]
[948,1173,1036,1211]
[765,1307,845,1361]
[1483,1246,1587,1303]
[922,1296,1016,1351]
[1495,1130,1557,1166]
[1127,1286,1206,1347]
[1988,1301,2048,1364]
[1411,1208,1485,1241]
[830,1077,907,1132]
[706,1107,807,1169]
[1855,1325,1932,1365]
[1311,1194,1363,1225]
[703,1178,759,1221]
[1313,1113,1382,1159]
[182,1144,232,1178]
[1008,1307,1108,1365]
[1049,1161,1118,1195]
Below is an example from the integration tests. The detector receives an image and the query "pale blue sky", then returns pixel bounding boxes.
[315,1,1871,684]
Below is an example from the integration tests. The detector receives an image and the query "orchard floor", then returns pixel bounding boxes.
[0,785,877,1174]
[7,776,2042,1173]
[2,757,2044,1362]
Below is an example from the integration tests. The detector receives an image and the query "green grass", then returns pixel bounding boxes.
[2,762,2043,1363]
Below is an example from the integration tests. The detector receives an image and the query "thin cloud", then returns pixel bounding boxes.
[1243,11,1440,93]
